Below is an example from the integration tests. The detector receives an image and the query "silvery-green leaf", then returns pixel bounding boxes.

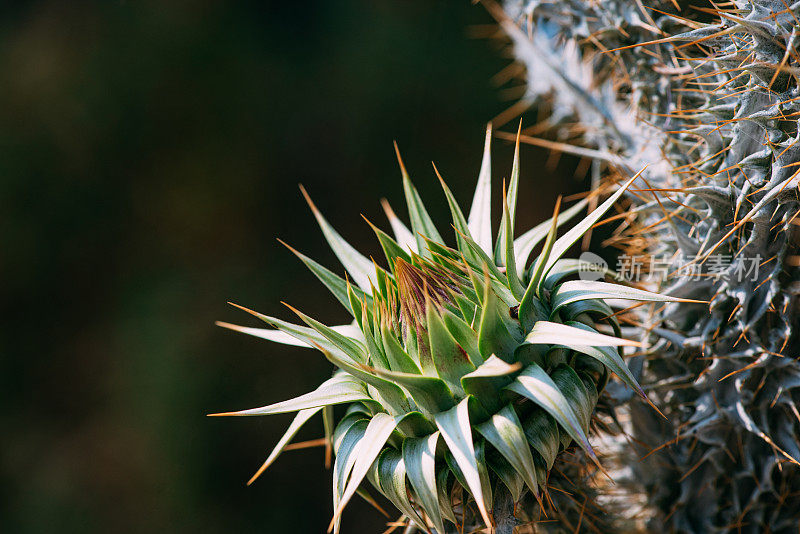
[559,299,620,336]
[301,185,376,292]
[475,404,539,496]
[402,432,446,534]
[216,321,309,347]
[372,449,427,529]
[523,320,641,348]
[221,305,352,355]
[468,123,493,254]
[558,321,645,397]
[333,409,369,451]
[550,279,701,313]
[332,419,368,534]
[434,397,492,527]
[521,409,559,470]
[507,364,598,465]
[208,373,369,417]
[318,346,411,415]
[488,454,525,502]
[543,258,623,290]
[330,413,404,528]
[288,305,369,363]
[550,365,593,432]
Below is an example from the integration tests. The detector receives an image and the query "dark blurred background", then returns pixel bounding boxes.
[0,1,588,532]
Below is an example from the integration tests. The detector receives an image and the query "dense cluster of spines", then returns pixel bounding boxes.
[499,0,800,531]
[213,131,685,532]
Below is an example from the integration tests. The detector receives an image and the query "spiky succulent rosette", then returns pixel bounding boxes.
[212,131,684,533]
[496,1,800,531]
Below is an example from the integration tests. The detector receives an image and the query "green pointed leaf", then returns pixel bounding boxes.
[288,306,369,363]
[347,283,364,329]
[461,355,521,413]
[380,198,417,252]
[302,186,376,292]
[280,241,370,314]
[550,279,700,313]
[364,218,412,271]
[468,124,493,254]
[501,188,526,299]
[436,468,457,523]
[402,432,446,534]
[436,167,478,262]
[521,197,561,314]
[494,128,520,263]
[473,439,493,513]
[380,322,422,374]
[476,404,539,496]
[458,232,507,285]
[427,301,476,394]
[359,302,390,370]
[434,397,492,527]
[223,305,360,355]
[514,199,587,277]
[506,364,598,464]
[543,174,639,277]
[441,308,483,366]
[395,144,443,255]
[209,374,370,417]
[370,366,455,417]
[323,404,335,450]
[478,277,521,363]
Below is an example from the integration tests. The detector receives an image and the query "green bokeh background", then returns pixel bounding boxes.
[0,1,588,532]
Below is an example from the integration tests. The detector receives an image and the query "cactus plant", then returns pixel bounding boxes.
[496,0,800,531]
[212,131,685,532]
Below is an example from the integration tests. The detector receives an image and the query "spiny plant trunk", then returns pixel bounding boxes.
[495,0,800,531]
